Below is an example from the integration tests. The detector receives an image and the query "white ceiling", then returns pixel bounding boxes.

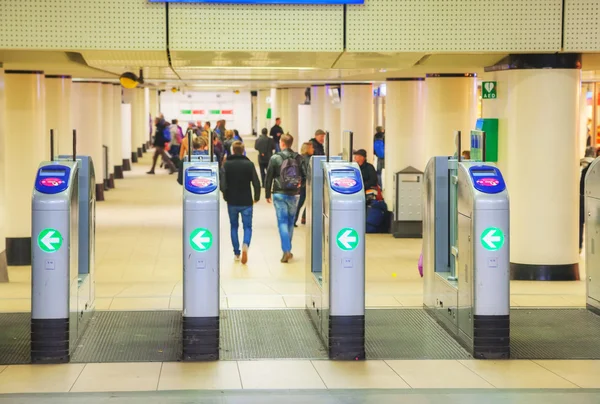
[2,50,600,90]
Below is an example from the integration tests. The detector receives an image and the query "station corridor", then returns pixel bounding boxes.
[0,143,587,313]
[0,143,599,398]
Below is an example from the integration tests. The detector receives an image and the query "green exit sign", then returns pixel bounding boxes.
[482,82,497,99]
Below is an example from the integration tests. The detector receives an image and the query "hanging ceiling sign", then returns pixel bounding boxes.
[150,1,363,3]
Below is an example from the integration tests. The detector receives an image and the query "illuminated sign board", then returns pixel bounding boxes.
[150,1,363,3]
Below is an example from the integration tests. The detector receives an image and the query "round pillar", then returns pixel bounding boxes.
[73,82,105,201]
[286,88,305,142]
[384,78,426,203]
[0,67,8,278]
[112,84,124,178]
[424,74,477,160]
[135,88,146,157]
[45,75,72,157]
[340,84,374,158]
[280,88,289,133]
[492,56,581,280]
[102,84,114,188]
[4,70,47,265]
[324,84,341,156]
[311,85,326,134]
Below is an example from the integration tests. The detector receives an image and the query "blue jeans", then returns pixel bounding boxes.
[227,205,253,256]
[273,194,300,253]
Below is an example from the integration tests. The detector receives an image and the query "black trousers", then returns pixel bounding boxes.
[259,162,269,187]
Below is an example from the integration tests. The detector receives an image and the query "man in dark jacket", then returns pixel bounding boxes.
[220,141,261,264]
[353,149,378,190]
[309,129,326,156]
[265,134,307,263]
[254,128,275,187]
[270,117,284,152]
[147,117,177,175]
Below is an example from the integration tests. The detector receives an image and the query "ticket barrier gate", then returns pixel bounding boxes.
[423,157,510,359]
[31,156,97,363]
[306,159,366,360]
[584,159,600,315]
[182,158,220,361]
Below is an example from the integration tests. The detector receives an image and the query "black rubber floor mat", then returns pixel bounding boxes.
[511,308,600,359]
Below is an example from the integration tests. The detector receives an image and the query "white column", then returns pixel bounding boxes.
[45,75,72,156]
[424,74,477,160]
[112,85,124,177]
[287,88,305,141]
[102,84,114,187]
[4,70,47,265]
[270,88,278,128]
[279,88,289,133]
[257,90,270,131]
[311,85,326,134]
[73,82,104,200]
[340,84,374,159]
[384,78,426,203]
[324,85,341,156]
[0,68,7,279]
[121,104,132,170]
[499,67,580,280]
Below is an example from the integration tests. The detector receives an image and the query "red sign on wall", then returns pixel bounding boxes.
[193,110,205,115]
[221,110,233,115]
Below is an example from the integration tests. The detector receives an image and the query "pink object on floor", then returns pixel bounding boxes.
[418,253,423,277]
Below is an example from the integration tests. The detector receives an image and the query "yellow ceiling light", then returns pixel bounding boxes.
[119,69,144,89]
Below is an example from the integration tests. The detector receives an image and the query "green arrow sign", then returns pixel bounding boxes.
[481,227,504,251]
[336,228,359,251]
[38,228,63,253]
[190,228,213,252]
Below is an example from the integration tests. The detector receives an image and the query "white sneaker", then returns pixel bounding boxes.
[234,255,241,262]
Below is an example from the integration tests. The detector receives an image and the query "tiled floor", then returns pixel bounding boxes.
[0,147,588,312]
[0,359,599,393]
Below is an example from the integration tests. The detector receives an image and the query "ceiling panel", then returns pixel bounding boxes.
[168,3,343,52]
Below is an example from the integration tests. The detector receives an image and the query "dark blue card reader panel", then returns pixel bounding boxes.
[469,165,506,194]
[185,167,218,195]
[329,167,363,195]
[34,165,71,194]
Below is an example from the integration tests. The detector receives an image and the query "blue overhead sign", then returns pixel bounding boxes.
[150,0,363,3]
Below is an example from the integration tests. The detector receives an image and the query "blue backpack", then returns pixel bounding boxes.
[163,127,171,143]
[374,138,385,159]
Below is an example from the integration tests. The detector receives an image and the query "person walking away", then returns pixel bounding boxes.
[353,149,378,191]
[169,119,182,160]
[295,142,314,226]
[309,129,326,156]
[148,117,177,174]
[212,134,225,167]
[255,127,275,187]
[203,121,212,137]
[223,130,235,160]
[373,126,385,187]
[220,141,261,264]
[265,133,307,263]
[270,117,284,152]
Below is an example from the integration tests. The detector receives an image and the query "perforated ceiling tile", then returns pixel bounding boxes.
[346,0,562,52]
[168,3,343,52]
[564,0,600,51]
[0,0,165,50]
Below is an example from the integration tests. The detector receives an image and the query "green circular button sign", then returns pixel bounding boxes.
[38,228,63,253]
[336,228,359,251]
[190,228,213,252]
[480,227,505,251]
